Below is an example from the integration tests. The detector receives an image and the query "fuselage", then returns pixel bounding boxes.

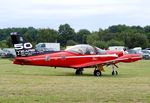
[13,44,142,68]
[13,51,118,68]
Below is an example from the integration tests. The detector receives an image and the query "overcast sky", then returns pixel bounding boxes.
[0,0,150,31]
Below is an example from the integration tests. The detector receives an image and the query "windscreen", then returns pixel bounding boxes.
[66,45,95,54]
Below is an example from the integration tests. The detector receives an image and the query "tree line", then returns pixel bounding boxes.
[0,24,150,49]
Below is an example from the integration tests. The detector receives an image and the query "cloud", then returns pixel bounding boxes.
[0,0,150,30]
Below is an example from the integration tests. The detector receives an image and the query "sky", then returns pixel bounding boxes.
[0,0,150,31]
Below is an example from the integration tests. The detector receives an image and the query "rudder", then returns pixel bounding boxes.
[10,32,34,57]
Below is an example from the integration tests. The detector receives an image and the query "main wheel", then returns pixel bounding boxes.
[75,69,83,75]
[94,70,102,76]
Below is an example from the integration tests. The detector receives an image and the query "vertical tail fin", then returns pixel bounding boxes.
[10,32,34,57]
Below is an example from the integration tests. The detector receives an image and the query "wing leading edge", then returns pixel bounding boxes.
[71,54,142,68]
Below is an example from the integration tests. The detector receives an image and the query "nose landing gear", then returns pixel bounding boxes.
[112,64,118,76]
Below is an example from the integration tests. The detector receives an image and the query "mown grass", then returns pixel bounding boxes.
[0,59,150,103]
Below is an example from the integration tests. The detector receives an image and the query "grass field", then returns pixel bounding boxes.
[0,59,150,103]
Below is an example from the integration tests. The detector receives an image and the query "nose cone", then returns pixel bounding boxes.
[136,54,143,60]
[120,54,142,63]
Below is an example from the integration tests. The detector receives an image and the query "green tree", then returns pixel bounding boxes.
[66,40,78,46]
[107,39,124,46]
[0,40,8,48]
[37,29,58,43]
[101,33,117,41]
[86,32,100,45]
[6,37,13,48]
[108,25,129,33]
[58,24,75,46]
[131,26,144,33]
[76,29,91,44]
[24,32,33,43]
[93,41,108,49]
[126,33,149,48]
[144,26,150,33]
[26,27,37,43]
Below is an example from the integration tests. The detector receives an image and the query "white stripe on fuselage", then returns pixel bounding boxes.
[66,54,118,59]
[31,54,118,61]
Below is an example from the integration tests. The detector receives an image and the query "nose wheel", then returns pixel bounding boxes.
[112,64,118,76]
[112,70,118,75]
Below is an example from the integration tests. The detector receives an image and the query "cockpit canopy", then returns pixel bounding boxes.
[65,44,106,55]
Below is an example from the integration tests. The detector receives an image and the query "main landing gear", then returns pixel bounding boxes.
[94,70,101,76]
[75,64,119,76]
[93,65,104,76]
[75,68,83,75]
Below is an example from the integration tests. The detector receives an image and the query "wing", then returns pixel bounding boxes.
[71,54,142,68]
[70,59,115,68]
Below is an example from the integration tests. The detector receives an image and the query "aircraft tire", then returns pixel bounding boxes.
[116,71,118,75]
[112,71,118,75]
[94,70,101,76]
[75,69,83,75]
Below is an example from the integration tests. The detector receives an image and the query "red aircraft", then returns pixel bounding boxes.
[11,32,142,76]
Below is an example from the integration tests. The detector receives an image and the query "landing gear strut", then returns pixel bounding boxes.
[93,65,104,76]
[112,64,118,76]
[75,68,83,75]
